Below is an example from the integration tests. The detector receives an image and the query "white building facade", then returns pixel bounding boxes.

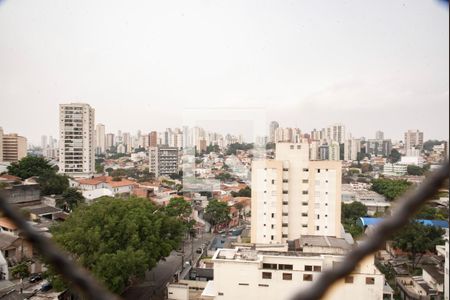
[251,143,342,245]
[59,103,95,178]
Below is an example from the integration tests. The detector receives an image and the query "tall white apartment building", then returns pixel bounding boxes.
[344,138,361,161]
[251,143,342,245]
[106,133,115,151]
[327,124,346,144]
[375,131,384,140]
[404,130,424,151]
[59,103,95,178]
[95,124,106,154]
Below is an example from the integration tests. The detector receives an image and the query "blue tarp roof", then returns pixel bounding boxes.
[358,217,449,228]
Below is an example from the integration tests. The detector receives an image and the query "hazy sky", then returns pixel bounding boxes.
[1,0,448,145]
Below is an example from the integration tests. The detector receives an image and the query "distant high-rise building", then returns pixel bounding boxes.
[329,141,341,161]
[327,123,346,144]
[251,143,342,244]
[269,121,280,143]
[95,124,106,154]
[106,133,115,151]
[149,131,158,147]
[41,135,48,150]
[404,130,424,151]
[319,144,329,160]
[344,138,361,161]
[1,133,27,163]
[366,139,392,157]
[59,103,95,177]
[149,146,179,178]
[375,131,384,140]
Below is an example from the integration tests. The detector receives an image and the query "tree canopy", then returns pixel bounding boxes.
[392,221,445,268]
[7,156,55,179]
[226,143,254,155]
[231,187,251,198]
[204,199,231,229]
[58,188,85,212]
[341,202,368,238]
[371,178,412,201]
[165,197,192,219]
[51,197,185,293]
[388,149,402,163]
[407,165,426,176]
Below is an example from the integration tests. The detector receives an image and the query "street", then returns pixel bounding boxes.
[122,232,214,300]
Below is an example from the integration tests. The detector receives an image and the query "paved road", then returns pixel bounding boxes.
[122,233,214,300]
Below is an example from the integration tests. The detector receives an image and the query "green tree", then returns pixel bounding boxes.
[415,205,448,221]
[371,178,412,201]
[215,172,232,182]
[226,143,254,155]
[11,262,30,279]
[231,187,251,198]
[204,199,231,230]
[392,221,445,268]
[7,156,54,179]
[407,165,425,176]
[165,197,192,219]
[388,149,402,163]
[341,202,368,238]
[342,202,368,221]
[58,188,85,211]
[423,140,444,152]
[51,197,185,293]
[37,170,69,196]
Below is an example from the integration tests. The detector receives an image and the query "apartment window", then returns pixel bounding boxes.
[283,273,293,281]
[271,235,274,241]
[345,276,354,284]
[317,215,320,220]
[279,264,293,270]
[283,201,289,205]
[282,213,288,216]
[302,191,308,195]
[283,179,289,183]
[302,202,308,206]
[258,284,269,287]
[305,266,313,272]
[271,213,275,218]
[282,234,288,238]
[271,225,275,229]
[314,266,322,272]
[303,274,313,281]
[283,168,289,171]
[302,224,308,228]
[302,179,309,184]
[303,168,309,172]
[272,180,275,184]
[366,277,375,285]
[283,191,289,194]
[238,283,249,286]
[297,145,301,149]
[262,272,272,279]
[282,223,288,227]
[218,292,224,296]
[262,264,277,270]
[290,145,295,149]
[301,213,308,217]
[316,226,320,231]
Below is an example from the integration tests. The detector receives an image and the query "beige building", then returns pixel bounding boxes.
[251,143,342,245]
[201,246,385,300]
[404,129,424,151]
[344,138,361,161]
[59,103,95,178]
[1,132,27,163]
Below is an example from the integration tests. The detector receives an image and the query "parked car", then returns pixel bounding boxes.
[196,248,203,254]
[29,274,43,284]
[40,282,53,292]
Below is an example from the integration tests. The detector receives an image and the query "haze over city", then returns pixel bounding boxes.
[1,0,449,144]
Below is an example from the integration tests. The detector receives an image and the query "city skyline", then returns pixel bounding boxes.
[1,0,449,144]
